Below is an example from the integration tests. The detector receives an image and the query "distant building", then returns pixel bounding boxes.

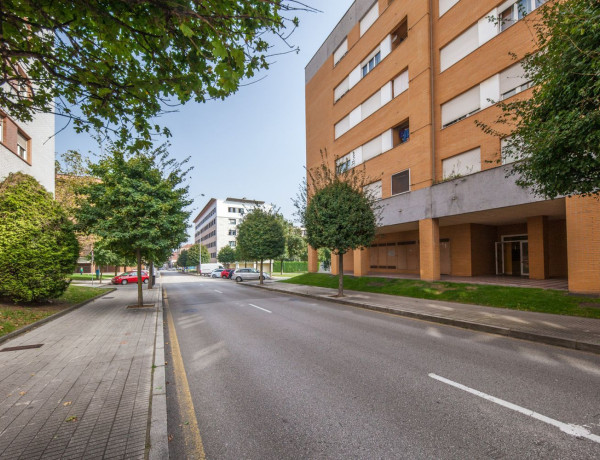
[193,198,271,263]
[170,243,194,267]
[0,66,55,193]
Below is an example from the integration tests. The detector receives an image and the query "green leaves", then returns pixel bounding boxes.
[236,208,285,263]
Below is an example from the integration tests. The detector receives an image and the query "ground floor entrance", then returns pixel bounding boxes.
[495,235,529,277]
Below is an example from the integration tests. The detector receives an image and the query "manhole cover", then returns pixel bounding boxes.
[1,344,44,352]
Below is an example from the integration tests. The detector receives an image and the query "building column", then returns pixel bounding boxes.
[419,218,440,281]
[330,252,339,275]
[308,246,319,273]
[527,216,549,279]
[566,196,600,294]
[353,247,369,277]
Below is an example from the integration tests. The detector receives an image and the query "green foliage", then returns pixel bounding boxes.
[1,1,315,144]
[479,0,600,198]
[76,143,191,304]
[201,245,210,264]
[177,249,189,268]
[236,208,285,263]
[187,244,210,267]
[217,246,237,265]
[272,261,308,273]
[0,173,79,302]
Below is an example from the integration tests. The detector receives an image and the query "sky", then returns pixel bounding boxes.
[55,1,352,244]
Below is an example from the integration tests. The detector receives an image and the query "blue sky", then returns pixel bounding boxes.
[55,1,351,243]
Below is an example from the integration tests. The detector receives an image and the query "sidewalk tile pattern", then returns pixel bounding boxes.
[0,287,158,460]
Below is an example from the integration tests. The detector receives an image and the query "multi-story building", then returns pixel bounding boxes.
[193,198,271,263]
[305,0,599,294]
[0,69,55,193]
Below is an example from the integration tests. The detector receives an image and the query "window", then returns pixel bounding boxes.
[440,24,478,72]
[501,136,522,164]
[229,218,236,224]
[391,20,408,51]
[364,181,382,200]
[393,69,409,97]
[333,39,348,66]
[17,132,28,160]
[391,170,410,195]
[228,229,236,236]
[393,121,410,146]
[334,77,350,102]
[439,0,461,16]
[500,0,538,32]
[360,2,379,36]
[442,147,481,179]
[229,241,236,248]
[362,52,381,78]
[499,61,532,100]
[441,85,480,128]
[0,117,3,143]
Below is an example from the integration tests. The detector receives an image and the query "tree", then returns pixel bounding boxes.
[77,143,191,306]
[177,249,189,270]
[88,239,121,282]
[236,207,285,285]
[295,153,379,296]
[0,173,79,302]
[2,1,316,144]
[217,246,237,266]
[275,217,307,274]
[187,243,210,272]
[478,0,600,198]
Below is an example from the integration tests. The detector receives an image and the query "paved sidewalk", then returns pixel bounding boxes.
[0,283,166,460]
[244,281,600,354]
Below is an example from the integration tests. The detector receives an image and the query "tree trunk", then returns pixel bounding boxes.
[280,258,284,275]
[260,259,264,285]
[136,248,143,307]
[148,260,154,289]
[337,252,344,297]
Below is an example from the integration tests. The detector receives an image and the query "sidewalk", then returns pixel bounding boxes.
[0,283,167,460]
[244,281,600,354]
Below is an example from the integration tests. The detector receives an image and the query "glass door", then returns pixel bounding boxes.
[520,241,529,276]
[495,242,504,275]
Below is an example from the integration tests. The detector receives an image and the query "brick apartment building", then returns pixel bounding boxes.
[305,0,599,294]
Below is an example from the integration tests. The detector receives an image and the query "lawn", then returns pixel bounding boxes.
[0,285,107,338]
[282,273,600,318]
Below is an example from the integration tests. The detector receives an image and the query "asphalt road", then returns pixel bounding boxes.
[162,271,600,459]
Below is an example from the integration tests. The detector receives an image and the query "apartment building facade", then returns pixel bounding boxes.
[305,0,599,294]
[193,197,271,263]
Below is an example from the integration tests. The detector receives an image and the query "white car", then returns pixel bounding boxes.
[211,269,225,278]
[231,268,271,282]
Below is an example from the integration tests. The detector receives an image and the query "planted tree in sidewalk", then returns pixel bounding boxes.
[236,208,285,285]
[177,250,189,271]
[217,246,237,266]
[76,143,191,307]
[478,0,600,198]
[0,173,79,302]
[2,1,316,145]
[275,217,307,274]
[294,152,379,297]
[188,243,210,273]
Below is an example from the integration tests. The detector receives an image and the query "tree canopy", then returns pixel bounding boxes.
[295,153,379,296]
[177,249,189,269]
[480,0,600,198]
[1,1,315,143]
[188,243,210,269]
[0,173,79,302]
[76,143,191,305]
[217,246,237,265]
[236,207,285,284]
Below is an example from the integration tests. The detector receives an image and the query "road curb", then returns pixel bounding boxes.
[241,283,600,355]
[0,287,116,346]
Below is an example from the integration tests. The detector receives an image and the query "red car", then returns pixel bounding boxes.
[221,269,234,279]
[111,271,149,285]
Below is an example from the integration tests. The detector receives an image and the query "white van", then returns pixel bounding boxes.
[200,263,224,276]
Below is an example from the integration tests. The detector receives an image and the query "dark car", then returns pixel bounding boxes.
[111,271,149,285]
[221,269,234,279]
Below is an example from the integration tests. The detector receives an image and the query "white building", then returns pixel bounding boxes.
[193,197,272,262]
[0,66,55,194]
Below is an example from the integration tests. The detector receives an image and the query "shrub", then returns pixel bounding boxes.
[0,173,79,302]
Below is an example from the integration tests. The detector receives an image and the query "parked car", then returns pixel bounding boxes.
[211,269,224,278]
[231,268,271,282]
[221,269,234,279]
[201,263,224,276]
[111,271,149,285]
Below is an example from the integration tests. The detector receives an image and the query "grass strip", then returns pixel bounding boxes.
[0,285,106,337]
[281,273,600,318]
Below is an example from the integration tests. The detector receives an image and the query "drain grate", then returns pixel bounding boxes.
[1,344,44,352]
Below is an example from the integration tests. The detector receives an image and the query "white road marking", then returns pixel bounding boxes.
[429,373,600,444]
[248,303,272,314]
[214,290,223,294]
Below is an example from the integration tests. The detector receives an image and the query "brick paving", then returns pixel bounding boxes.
[0,285,160,460]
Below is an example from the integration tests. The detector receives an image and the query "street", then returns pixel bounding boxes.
[163,272,600,459]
